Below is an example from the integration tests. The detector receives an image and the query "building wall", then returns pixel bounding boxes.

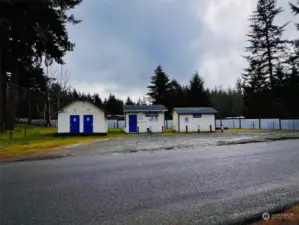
[58,101,107,133]
[178,114,215,132]
[124,112,165,133]
[172,111,179,131]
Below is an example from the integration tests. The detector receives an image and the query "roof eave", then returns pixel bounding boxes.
[124,110,167,113]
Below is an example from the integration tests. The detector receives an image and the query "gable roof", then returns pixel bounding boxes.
[53,100,109,116]
[173,107,218,114]
[123,105,167,112]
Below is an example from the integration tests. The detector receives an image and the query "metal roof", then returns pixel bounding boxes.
[53,100,109,116]
[173,107,218,114]
[123,105,167,112]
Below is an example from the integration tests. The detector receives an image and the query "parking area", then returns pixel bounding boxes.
[61,130,299,156]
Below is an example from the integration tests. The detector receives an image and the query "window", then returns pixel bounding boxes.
[193,114,202,118]
[138,114,144,121]
[185,117,189,123]
[145,112,159,118]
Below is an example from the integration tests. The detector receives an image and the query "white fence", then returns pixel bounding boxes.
[216,118,299,130]
[17,118,58,127]
[108,120,125,129]
[17,118,299,131]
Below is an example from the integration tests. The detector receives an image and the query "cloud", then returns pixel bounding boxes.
[63,0,295,100]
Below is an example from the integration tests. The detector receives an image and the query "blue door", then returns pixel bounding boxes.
[84,115,93,133]
[70,115,80,133]
[129,115,137,133]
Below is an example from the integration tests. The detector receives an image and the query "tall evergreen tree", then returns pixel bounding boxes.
[104,94,124,115]
[284,67,299,118]
[245,0,287,89]
[125,97,134,105]
[93,94,103,108]
[186,72,210,107]
[0,0,82,131]
[147,65,170,104]
[136,98,142,106]
[168,79,187,108]
[243,0,287,117]
[288,1,299,118]
[290,1,299,30]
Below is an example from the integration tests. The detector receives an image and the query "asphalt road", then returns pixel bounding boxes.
[1,140,299,225]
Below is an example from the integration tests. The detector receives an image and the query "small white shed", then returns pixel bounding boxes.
[173,107,218,132]
[123,105,168,133]
[57,100,108,134]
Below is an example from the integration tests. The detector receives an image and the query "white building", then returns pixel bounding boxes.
[172,107,218,132]
[57,100,108,134]
[123,105,167,133]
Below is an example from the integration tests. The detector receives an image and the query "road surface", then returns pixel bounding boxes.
[1,140,299,225]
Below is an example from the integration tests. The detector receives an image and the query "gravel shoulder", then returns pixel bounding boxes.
[2,130,299,162]
[60,130,299,156]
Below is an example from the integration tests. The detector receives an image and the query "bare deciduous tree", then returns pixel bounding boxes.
[43,65,72,127]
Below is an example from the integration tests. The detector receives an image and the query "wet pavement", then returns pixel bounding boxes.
[60,130,299,156]
[1,140,299,225]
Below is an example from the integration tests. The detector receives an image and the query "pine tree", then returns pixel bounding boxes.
[290,1,299,30]
[168,79,187,108]
[93,94,103,108]
[0,0,82,130]
[284,67,299,117]
[245,0,287,89]
[236,78,243,94]
[243,0,287,117]
[104,94,124,115]
[186,72,210,107]
[72,89,80,100]
[136,98,142,106]
[289,1,299,67]
[147,65,170,104]
[125,97,134,105]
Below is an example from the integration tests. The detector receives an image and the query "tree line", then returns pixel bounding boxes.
[1,0,299,131]
[15,64,244,121]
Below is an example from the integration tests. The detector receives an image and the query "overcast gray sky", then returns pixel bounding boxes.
[62,0,295,101]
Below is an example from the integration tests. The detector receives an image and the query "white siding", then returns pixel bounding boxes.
[178,114,215,132]
[58,101,107,133]
[124,112,165,133]
[172,111,179,131]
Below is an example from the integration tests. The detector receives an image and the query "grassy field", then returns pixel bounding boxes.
[0,125,127,159]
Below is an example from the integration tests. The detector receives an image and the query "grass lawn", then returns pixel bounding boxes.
[0,125,127,159]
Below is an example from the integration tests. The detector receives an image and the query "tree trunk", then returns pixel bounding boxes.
[27,87,32,124]
[57,92,60,109]
[6,63,19,130]
[265,22,274,89]
[0,22,5,132]
[36,100,41,118]
[44,90,51,127]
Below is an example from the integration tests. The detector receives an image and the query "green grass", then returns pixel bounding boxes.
[0,124,127,159]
